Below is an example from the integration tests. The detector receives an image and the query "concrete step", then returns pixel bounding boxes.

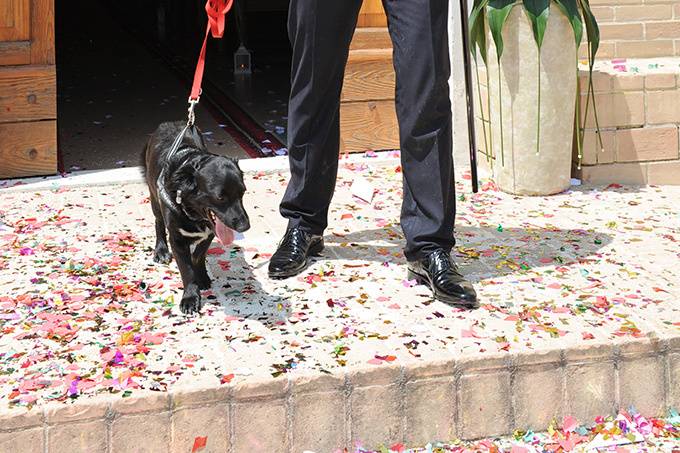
[6,339,676,452]
[1,159,679,452]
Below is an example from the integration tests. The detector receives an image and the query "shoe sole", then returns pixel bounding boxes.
[268,239,325,280]
[407,269,478,308]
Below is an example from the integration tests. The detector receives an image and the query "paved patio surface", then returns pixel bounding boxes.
[0,155,678,451]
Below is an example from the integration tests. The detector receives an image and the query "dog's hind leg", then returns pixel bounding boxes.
[151,196,173,264]
[192,234,215,290]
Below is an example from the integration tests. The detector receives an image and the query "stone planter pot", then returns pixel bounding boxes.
[485,6,577,195]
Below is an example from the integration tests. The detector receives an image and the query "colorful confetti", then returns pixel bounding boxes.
[357,410,680,452]
[0,159,678,414]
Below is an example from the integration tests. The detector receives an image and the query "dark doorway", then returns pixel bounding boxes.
[55,0,291,172]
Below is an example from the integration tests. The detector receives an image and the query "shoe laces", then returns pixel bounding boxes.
[429,249,458,274]
[277,228,309,258]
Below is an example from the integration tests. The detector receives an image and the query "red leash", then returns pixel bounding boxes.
[169,0,233,162]
[188,0,234,110]
[160,1,237,218]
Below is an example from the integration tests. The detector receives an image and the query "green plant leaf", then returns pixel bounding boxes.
[470,0,492,158]
[522,0,551,49]
[554,0,583,46]
[579,0,603,150]
[578,0,600,60]
[487,0,516,61]
[469,0,489,64]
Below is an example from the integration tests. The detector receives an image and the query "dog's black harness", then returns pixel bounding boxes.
[156,122,204,221]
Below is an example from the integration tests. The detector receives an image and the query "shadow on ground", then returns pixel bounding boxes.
[201,247,292,327]
[187,223,613,329]
[320,225,613,283]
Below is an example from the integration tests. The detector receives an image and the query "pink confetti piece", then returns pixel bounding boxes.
[402,279,417,288]
[462,327,483,339]
[564,415,578,432]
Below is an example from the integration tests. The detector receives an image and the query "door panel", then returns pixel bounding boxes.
[0,0,56,178]
[29,0,55,64]
[0,41,30,65]
[0,0,30,41]
[0,0,54,66]
[0,65,56,122]
[0,121,57,179]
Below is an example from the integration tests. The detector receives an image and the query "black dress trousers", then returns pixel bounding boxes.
[279,0,456,262]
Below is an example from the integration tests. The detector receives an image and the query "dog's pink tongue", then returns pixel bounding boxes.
[214,219,235,246]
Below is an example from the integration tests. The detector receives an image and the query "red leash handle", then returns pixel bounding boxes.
[190,0,234,102]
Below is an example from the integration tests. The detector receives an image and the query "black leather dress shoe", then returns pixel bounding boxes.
[407,249,478,307]
[268,228,324,279]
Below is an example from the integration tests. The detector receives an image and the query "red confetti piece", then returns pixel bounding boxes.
[220,374,234,385]
[191,436,207,452]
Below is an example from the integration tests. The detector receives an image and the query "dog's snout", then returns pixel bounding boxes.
[234,216,250,233]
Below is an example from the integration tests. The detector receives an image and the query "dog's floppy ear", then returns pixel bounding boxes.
[166,159,200,198]
[178,161,200,192]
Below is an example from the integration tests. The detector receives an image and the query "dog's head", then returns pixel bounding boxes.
[184,155,250,233]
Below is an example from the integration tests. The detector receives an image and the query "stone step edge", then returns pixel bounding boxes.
[0,151,406,194]
[1,335,678,451]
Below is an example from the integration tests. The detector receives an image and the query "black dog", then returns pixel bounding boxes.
[143,121,250,314]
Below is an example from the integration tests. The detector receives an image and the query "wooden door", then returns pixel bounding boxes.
[0,0,56,178]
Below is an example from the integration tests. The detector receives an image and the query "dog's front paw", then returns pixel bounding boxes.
[153,244,173,264]
[180,289,202,315]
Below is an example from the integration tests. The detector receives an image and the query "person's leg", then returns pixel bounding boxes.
[279,0,364,235]
[383,0,456,261]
